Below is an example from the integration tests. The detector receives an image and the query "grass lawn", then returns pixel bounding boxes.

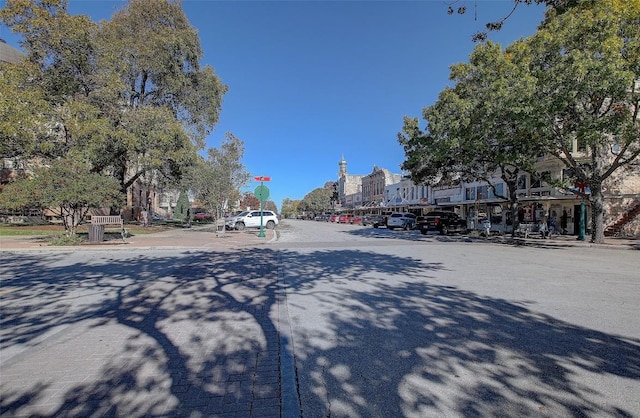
[0,222,175,237]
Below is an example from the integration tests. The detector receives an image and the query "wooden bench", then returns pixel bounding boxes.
[90,215,127,242]
[515,222,534,239]
[91,215,123,227]
[515,222,549,239]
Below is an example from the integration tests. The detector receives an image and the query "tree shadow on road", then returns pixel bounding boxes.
[1,250,283,417]
[278,248,640,417]
[1,247,639,417]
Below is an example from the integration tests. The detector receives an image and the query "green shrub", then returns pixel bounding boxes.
[49,234,85,246]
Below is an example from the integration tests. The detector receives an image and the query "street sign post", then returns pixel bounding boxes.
[574,181,587,241]
[254,176,271,238]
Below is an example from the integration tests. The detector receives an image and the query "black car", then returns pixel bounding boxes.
[418,211,467,235]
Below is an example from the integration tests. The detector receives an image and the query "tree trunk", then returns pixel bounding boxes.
[590,181,606,244]
[507,179,519,238]
[589,145,606,244]
[63,212,77,237]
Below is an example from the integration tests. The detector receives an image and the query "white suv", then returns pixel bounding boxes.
[226,210,279,231]
[386,212,417,230]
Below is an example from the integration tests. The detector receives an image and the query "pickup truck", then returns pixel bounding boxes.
[417,211,467,235]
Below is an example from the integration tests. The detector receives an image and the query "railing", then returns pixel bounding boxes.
[605,201,640,237]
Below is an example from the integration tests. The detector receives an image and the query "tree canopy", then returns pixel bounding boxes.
[299,187,333,214]
[403,0,639,243]
[183,133,250,218]
[239,193,260,211]
[449,0,595,42]
[280,198,301,218]
[525,0,640,242]
[0,0,227,193]
[399,40,541,235]
[0,158,122,236]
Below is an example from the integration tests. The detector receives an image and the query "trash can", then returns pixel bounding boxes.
[216,218,226,237]
[88,224,105,242]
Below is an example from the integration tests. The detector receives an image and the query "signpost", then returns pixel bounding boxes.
[254,176,271,237]
[574,181,588,241]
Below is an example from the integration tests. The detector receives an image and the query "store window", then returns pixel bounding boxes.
[577,138,587,152]
[532,171,551,188]
[489,183,504,198]
[562,168,575,182]
[477,185,489,200]
[517,175,527,190]
[465,187,476,201]
[531,176,542,189]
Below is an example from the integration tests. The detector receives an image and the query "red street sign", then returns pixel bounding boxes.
[254,176,271,182]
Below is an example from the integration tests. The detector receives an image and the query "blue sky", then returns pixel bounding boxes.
[1,0,546,210]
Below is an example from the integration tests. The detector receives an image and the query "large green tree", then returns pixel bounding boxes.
[399,41,541,235]
[299,187,333,214]
[0,0,227,192]
[280,198,300,218]
[404,0,639,243]
[184,133,250,219]
[0,158,122,236]
[174,190,190,221]
[0,61,52,162]
[525,0,640,243]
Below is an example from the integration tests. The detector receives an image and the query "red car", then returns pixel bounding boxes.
[329,214,340,222]
[193,211,212,221]
[350,215,364,225]
[338,214,353,223]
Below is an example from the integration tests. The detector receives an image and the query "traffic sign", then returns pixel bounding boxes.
[255,184,270,201]
[254,176,271,182]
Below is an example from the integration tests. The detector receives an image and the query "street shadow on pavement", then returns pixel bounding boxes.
[1,249,285,417]
[279,249,640,417]
[1,248,639,417]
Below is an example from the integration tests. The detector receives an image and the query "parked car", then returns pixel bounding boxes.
[193,211,212,221]
[338,214,353,223]
[386,212,417,230]
[363,214,387,228]
[350,215,364,225]
[314,214,330,222]
[417,211,467,235]
[225,210,279,230]
[329,214,340,222]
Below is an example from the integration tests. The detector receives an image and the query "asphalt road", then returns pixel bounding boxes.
[1,219,639,417]
[274,220,640,417]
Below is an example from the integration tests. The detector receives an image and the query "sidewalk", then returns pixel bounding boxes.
[0,224,277,251]
[490,232,640,251]
[0,225,292,418]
